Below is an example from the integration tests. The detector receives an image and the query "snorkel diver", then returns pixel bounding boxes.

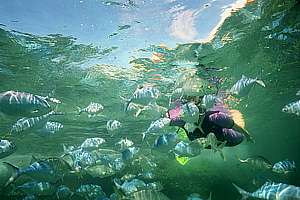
[165,96,253,147]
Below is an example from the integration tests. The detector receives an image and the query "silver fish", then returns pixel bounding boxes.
[80,137,106,150]
[230,75,265,97]
[201,94,222,109]
[84,164,116,178]
[115,138,134,151]
[0,91,51,116]
[75,184,106,200]
[272,159,296,174]
[154,133,177,151]
[187,192,212,200]
[114,178,146,195]
[122,147,140,161]
[174,141,200,157]
[40,121,63,135]
[124,85,160,111]
[11,111,62,134]
[66,148,96,170]
[233,181,300,200]
[143,118,171,140]
[0,139,16,159]
[146,182,163,191]
[282,100,300,116]
[78,102,104,117]
[106,119,122,131]
[238,155,272,170]
[296,90,300,96]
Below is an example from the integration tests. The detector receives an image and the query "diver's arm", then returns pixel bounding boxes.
[232,123,254,143]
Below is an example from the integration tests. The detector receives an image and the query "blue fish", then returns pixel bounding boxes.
[233,181,300,199]
[15,181,56,196]
[76,184,106,200]
[4,157,73,186]
[272,159,296,174]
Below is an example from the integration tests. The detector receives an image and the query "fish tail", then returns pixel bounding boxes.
[255,79,266,87]
[119,96,131,112]
[77,106,83,115]
[142,132,147,141]
[124,99,132,112]
[3,162,20,187]
[232,183,250,200]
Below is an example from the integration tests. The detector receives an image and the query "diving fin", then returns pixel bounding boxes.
[175,155,190,165]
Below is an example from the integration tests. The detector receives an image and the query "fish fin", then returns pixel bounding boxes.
[208,192,212,200]
[219,151,226,161]
[30,155,39,164]
[232,183,249,200]
[255,80,265,87]
[135,108,143,117]
[113,178,122,189]
[3,162,19,187]
[120,96,131,112]
[142,132,147,141]
[62,144,69,153]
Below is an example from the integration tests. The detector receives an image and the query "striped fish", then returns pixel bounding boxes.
[201,94,222,109]
[77,102,104,117]
[80,137,106,150]
[15,181,56,196]
[230,75,265,97]
[115,138,134,151]
[272,160,296,174]
[237,155,272,170]
[124,85,160,111]
[11,111,62,134]
[233,181,300,200]
[40,121,63,135]
[128,189,170,200]
[106,120,122,132]
[142,118,171,141]
[0,91,51,116]
[282,100,300,116]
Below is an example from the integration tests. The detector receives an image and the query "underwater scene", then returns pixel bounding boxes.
[0,0,300,199]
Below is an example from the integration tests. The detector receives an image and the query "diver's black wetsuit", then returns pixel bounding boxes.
[170,110,244,147]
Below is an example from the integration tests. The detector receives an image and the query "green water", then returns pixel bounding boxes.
[0,0,300,199]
